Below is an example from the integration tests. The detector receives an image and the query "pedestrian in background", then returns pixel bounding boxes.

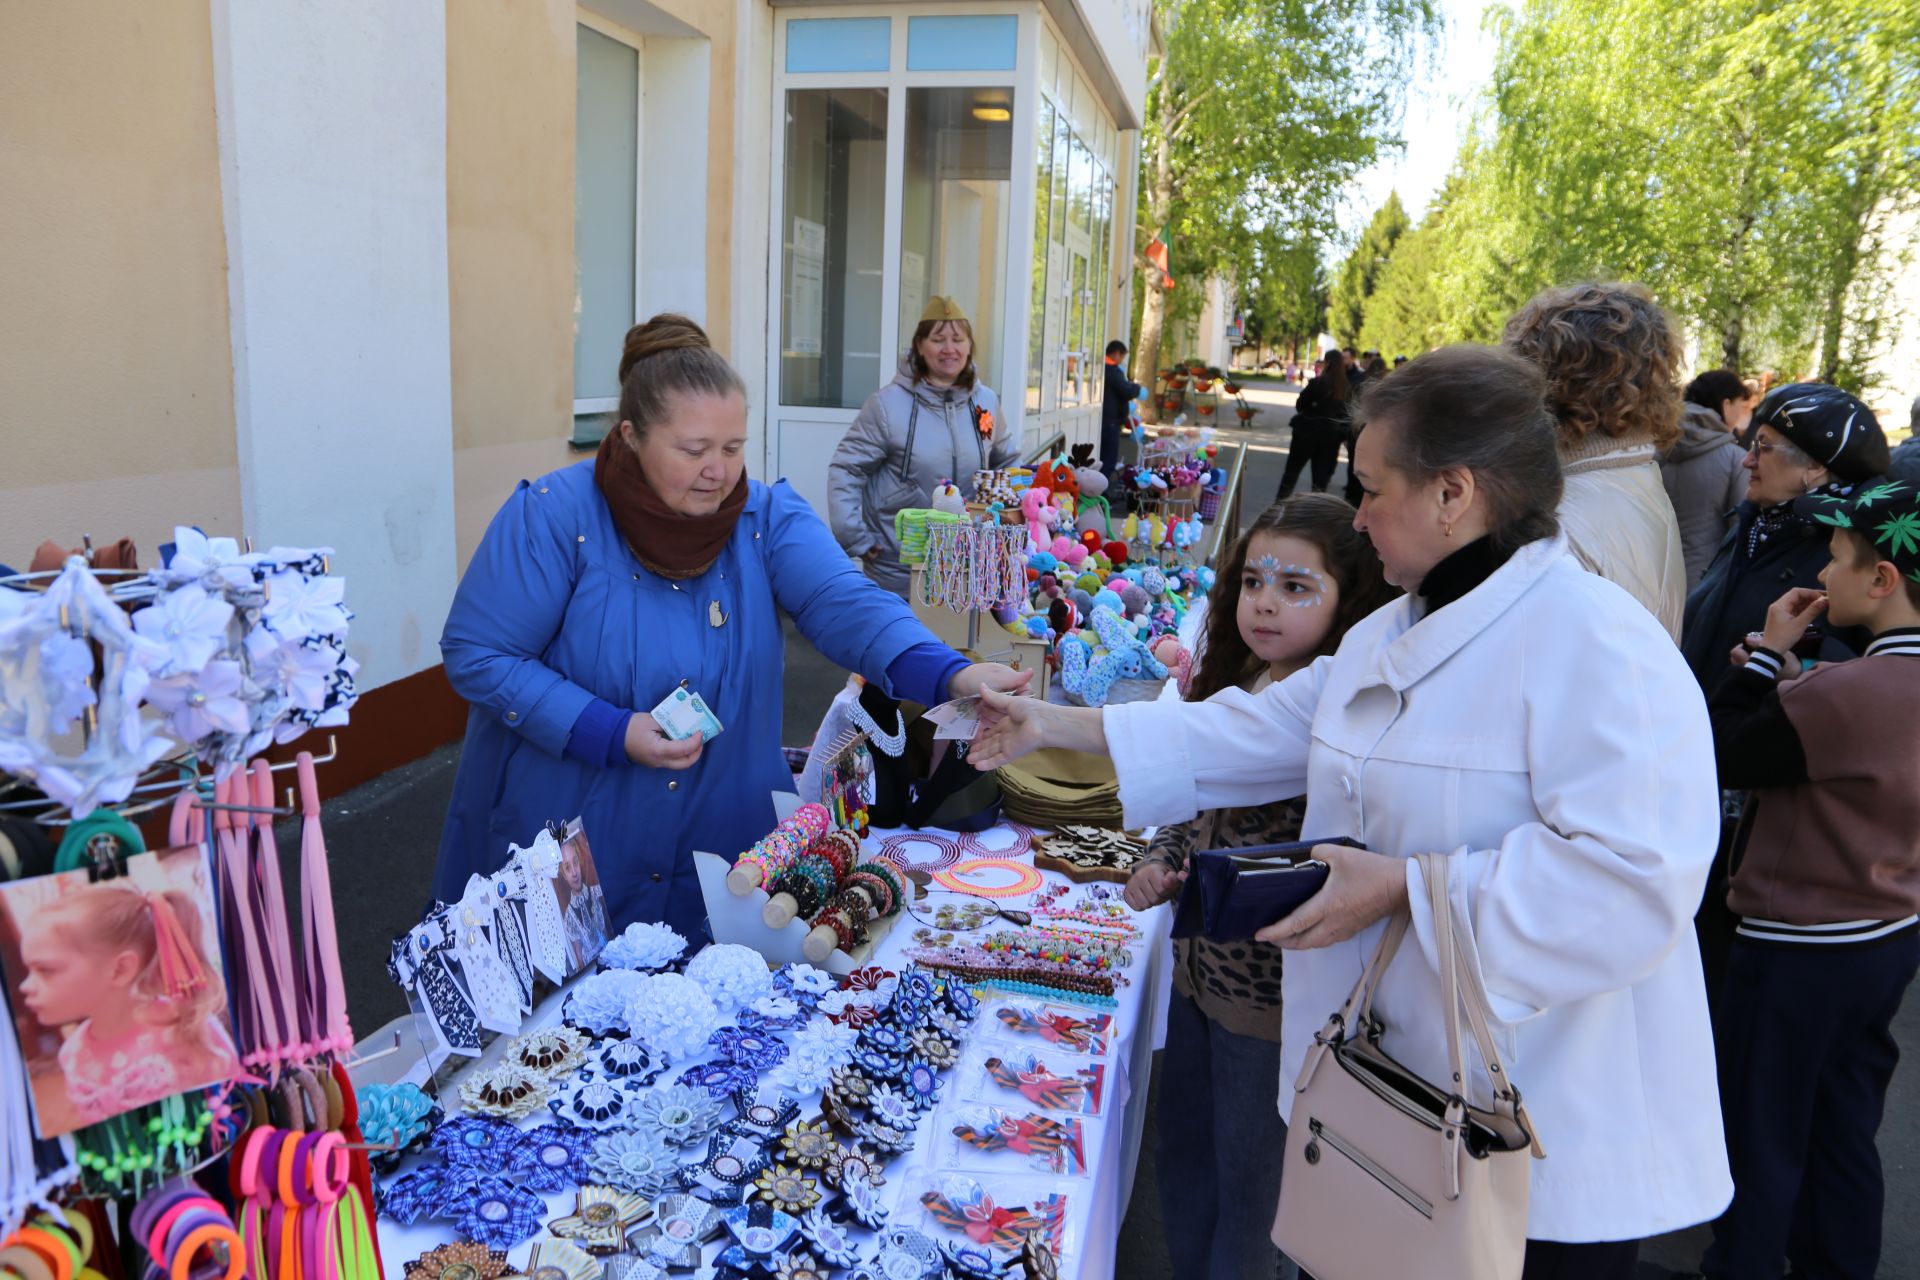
[1101,339,1144,479]
[1503,280,1689,639]
[1275,349,1350,499]
[1663,370,1752,586]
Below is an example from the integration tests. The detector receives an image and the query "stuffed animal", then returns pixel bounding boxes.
[1057,606,1170,708]
[1022,488,1058,552]
[931,480,968,515]
[1140,566,1168,598]
[1044,458,1080,503]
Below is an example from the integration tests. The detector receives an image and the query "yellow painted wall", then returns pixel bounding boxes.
[446,0,580,564]
[446,0,741,568]
[0,1,241,563]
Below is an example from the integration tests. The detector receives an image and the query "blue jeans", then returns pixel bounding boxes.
[1156,990,1293,1280]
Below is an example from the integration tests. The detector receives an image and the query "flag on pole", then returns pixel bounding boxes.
[1146,224,1175,288]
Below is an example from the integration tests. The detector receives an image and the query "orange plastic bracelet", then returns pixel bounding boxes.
[278,1131,304,1207]
[11,1230,72,1280]
[168,1223,242,1280]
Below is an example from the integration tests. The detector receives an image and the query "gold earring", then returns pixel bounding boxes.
[1444,522,1453,538]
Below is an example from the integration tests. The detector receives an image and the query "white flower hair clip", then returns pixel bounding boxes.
[0,560,174,817]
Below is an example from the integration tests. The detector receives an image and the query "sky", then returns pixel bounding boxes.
[1338,0,1500,239]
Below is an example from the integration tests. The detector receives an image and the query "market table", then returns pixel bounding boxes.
[359,821,1174,1279]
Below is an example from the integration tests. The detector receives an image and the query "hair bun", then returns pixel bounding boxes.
[620,313,713,382]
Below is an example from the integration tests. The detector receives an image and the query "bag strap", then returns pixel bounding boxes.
[1419,852,1544,1183]
[1294,909,1408,1094]
[898,402,920,483]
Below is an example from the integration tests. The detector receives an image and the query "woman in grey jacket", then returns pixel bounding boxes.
[828,297,1019,596]
[1662,370,1752,586]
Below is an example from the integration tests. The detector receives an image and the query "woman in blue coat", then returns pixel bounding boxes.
[432,315,1028,937]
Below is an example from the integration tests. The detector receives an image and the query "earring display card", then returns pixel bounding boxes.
[982,1000,1112,1057]
[0,846,239,1136]
[941,1106,1089,1177]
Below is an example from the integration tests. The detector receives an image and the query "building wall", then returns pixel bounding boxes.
[447,0,743,568]
[0,1,242,563]
[447,0,581,565]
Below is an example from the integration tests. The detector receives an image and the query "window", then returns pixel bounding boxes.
[574,24,638,417]
[898,88,1013,394]
[1028,83,1117,418]
[779,88,889,409]
[1026,99,1055,412]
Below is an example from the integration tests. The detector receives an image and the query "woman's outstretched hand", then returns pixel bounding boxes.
[968,687,1049,770]
[1254,844,1410,950]
[968,688,1110,770]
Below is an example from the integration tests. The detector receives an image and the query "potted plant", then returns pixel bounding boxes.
[1235,400,1257,423]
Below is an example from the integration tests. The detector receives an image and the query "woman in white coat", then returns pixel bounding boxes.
[972,346,1731,1279]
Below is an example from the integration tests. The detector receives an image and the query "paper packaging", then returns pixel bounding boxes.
[652,686,724,742]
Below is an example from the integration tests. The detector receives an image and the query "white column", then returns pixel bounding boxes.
[211,0,458,690]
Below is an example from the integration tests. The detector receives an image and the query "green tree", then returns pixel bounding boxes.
[1346,0,1920,393]
[1134,0,1439,396]
[1241,235,1327,364]
[1328,192,1410,345]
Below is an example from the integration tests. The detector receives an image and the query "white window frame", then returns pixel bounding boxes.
[765,2,1039,478]
[573,9,646,419]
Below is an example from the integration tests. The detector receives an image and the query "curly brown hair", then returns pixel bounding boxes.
[1501,282,1682,451]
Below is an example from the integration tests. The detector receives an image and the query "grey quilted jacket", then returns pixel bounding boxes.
[1659,402,1748,587]
[827,360,1017,596]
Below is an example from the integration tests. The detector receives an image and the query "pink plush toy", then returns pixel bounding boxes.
[1022,488,1058,552]
[1061,540,1089,569]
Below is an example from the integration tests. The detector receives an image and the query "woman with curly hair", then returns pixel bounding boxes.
[1503,281,1688,639]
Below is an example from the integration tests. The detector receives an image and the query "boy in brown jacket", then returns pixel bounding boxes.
[1701,479,1920,1279]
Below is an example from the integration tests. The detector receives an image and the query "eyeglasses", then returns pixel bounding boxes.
[1746,439,1785,457]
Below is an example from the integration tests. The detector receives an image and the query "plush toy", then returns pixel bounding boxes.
[1173,517,1203,555]
[1074,571,1103,595]
[1061,541,1089,569]
[1104,541,1128,567]
[931,480,968,515]
[1069,588,1095,616]
[1044,458,1080,503]
[1028,550,1058,576]
[1036,572,1060,599]
[1118,582,1149,617]
[1047,597,1079,640]
[1092,589,1124,616]
[1080,528,1102,552]
[1140,566,1168,598]
[1022,488,1058,552]
[1024,615,1051,640]
[1057,606,1170,708]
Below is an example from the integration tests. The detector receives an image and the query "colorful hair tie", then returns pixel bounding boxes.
[166,1221,241,1280]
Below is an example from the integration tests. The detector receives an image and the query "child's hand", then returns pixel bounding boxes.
[1124,861,1186,911]
[1760,587,1827,656]
[1732,634,1803,680]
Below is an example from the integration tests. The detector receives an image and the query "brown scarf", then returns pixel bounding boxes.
[594,427,749,580]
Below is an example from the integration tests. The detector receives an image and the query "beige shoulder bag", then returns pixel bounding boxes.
[1271,852,1543,1279]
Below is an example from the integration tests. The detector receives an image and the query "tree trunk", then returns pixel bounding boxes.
[1135,93,1176,421]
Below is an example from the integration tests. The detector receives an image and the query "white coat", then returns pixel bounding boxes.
[1105,535,1732,1243]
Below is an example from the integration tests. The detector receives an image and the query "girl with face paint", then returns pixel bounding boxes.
[1119,494,1395,1280]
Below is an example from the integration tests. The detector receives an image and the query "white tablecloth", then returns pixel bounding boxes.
[363,827,1174,1278]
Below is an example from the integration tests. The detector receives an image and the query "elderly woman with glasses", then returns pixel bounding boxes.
[1680,383,1889,696]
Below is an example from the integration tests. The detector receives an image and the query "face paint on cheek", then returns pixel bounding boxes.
[1250,556,1328,608]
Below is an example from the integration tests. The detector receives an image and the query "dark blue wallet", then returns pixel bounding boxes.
[1170,838,1361,943]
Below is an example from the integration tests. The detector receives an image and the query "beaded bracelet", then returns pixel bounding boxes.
[736,805,831,885]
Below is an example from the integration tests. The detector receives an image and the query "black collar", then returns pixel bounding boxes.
[1415,536,1511,616]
